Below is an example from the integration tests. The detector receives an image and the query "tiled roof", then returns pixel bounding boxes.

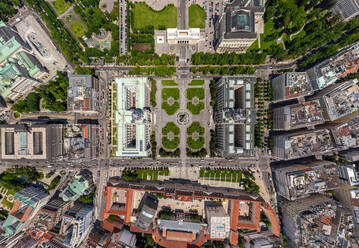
[165,230,196,242]
[230,231,238,246]
[263,203,280,237]
[124,189,133,223]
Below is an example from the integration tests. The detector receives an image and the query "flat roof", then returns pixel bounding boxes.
[216,77,256,157]
[321,79,359,121]
[114,77,149,157]
[307,42,359,90]
[222,0,264,39]
[159,220,202,233]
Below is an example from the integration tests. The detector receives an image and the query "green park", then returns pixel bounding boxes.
[162,88,180,115]
[52,0,68,14]
[187,122,205,150]
[186,88,205,115]
[132,2,177,29]
[162,122,180,150]
[188,4,205,28]
[199,168,259,193]
[162,80,178,86]
[69,20,86,38]
[121,168,170,181]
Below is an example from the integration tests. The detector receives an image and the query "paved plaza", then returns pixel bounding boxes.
[153,77,213,162]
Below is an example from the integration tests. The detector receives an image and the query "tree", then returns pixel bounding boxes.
[48,175,61,190]
[0,209,8,220]
[0,0,20,22]
[75,66,94,75]
[78,188,96,204]
[36,71,69,112]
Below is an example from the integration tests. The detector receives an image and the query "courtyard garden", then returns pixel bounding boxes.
[162,122,180,150]
[186,88,205,115]
[188,4,205,28]
[132,2,177,29]
[162,88,180,115]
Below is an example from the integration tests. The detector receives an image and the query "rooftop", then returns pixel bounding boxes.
[331,0,359,20]
[113,77,150,157]
[15,186,49,208]
[60,170,93,202]
[67,74,99,113]
[320,79,359,121]
[103,178,280,248]
[273,161,340,200]
[281,195,355,247]
[158,219,202,233]
[215,77,256,157]
[272,72,313,101]
[307,42,359,90]
[273,100,325,130]
[0,121,63,161]
[63,124,99,160]
[274,129,336,160]
[222,0,264,39]
[107,178,263,202]
[330,117,359,150]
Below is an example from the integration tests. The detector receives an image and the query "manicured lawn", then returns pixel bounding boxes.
[1,196,13,209]
[53,0,68,15]
[187,121,205,135]
[162,122,180,135]
[186,88,204,115]
[200,169,244,183]
[133,2,177,29]
[162,88,180,100]
[162,102,180,115]
[123,168,169,180]
[162,137,180,150]
[162,88,180,115]
[187,102,204,115]
[187,88,204,100]
[189,80,204,86]
[248,38,259,51]
[69,20,86,38]
[189,4,205,28]
[187,137,204,150]
[186,121,205,150]
[162,122,180,150]
[162,80,177,86]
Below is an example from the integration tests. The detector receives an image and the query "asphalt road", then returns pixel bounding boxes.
[89,61,296,71]
[178,0,187,29]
